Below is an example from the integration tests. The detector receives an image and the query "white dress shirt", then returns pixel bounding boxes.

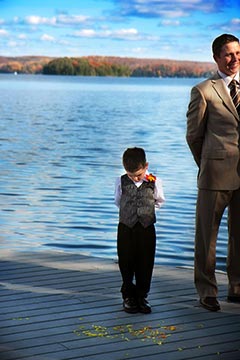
[218,70,240,91]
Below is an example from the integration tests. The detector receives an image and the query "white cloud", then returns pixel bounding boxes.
[57,14,89,24]
[74,29,96,37]
[113,0,228,20]
[41,34,55,42]
[18,33,27,39]
[161,19,181,26]
[115,28,138,36]
[23,14,90,27]
[8,41,17,47]
[131,47,147,54]
[156,9,187,18]
[231,18,240,26]
[25,16,56,26]
[73,27,148,40]
[0,29,8,36]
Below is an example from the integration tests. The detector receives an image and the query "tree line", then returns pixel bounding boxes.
[42,57,215,77]
[0,55,216,77]
[42,57,131,76]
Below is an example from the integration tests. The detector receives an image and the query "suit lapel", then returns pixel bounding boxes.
[211,75,239,120]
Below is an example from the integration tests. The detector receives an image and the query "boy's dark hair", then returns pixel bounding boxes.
[212,33,239,57]
[122,147,146,172]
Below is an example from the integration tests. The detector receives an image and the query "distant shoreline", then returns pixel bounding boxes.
[0,55,216,78]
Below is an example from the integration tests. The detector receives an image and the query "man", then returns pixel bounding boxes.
[186,34,240,311]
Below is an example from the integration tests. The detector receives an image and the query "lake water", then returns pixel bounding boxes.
[0,74,228,270]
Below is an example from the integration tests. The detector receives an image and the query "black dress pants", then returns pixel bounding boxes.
[117,222,156,299]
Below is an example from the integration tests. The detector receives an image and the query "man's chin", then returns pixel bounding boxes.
[227,64,239,75]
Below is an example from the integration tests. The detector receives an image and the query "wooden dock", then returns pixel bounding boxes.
[0,249,240,360]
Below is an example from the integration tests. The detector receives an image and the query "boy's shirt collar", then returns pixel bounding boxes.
[131,171,157,186]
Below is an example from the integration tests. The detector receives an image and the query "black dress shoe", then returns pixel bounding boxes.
[138,297,151,314]
[227,296,240,303]
[200,297,220,311]
[123,297,138,313]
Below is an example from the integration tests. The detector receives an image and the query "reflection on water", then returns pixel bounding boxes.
[0,74,228,270]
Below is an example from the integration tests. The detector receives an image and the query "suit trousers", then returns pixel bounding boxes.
[117,222,156,299]
[195,188,240,298]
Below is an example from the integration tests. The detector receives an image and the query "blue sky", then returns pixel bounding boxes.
[0,0,239,62]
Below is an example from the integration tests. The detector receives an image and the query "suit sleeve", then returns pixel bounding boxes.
[186,86,208,167]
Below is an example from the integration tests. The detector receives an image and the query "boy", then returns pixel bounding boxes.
[115,147,165,313]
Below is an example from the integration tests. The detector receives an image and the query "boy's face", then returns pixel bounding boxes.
[126,163,148,182]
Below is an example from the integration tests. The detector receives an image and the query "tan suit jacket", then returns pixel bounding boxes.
[186,72,240,190]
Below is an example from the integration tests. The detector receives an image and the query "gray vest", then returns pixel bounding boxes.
[119,174,156,228]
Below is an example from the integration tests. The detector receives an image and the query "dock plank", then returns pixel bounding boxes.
[1,249,240,360]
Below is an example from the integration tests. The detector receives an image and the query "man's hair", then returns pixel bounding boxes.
[122,147,146,172]
[212,33,239,57]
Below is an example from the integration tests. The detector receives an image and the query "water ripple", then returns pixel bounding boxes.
[0,75,228,270]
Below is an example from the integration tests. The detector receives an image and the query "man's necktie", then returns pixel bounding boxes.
[229,79,240,116]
